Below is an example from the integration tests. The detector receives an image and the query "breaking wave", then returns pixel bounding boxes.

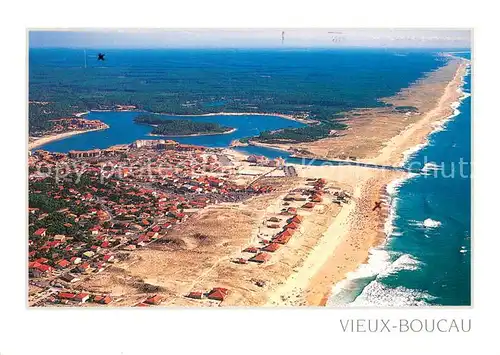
[379,253,423,277]
[327,249,424,306]
[401,67,471,164]
[423,218,442,228]
[422,162,441,172]
[327,63,470,308]
[408,218,442,229]
[348,281,436,307]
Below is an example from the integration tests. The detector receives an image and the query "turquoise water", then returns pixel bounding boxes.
[327,53,471,307]
[31,48,471,306]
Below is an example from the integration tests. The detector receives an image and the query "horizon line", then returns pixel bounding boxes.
[29,46,472,50]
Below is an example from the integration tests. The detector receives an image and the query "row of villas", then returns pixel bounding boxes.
[234,178,327,265]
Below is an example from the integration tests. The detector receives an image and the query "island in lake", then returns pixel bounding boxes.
[28,39,471,308]
[134,114,235,136]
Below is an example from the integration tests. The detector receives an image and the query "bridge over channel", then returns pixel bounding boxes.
[287,157,424,174]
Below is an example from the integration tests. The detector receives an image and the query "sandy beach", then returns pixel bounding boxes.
[28,124,109,151]
[35,57,470,308]
[265,57,470,306]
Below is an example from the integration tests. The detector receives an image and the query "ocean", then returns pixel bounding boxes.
[327,52,471,306]
[30,48,471,306]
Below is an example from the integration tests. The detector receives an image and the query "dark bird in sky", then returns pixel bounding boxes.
[372,201,383,211]
[282,31,285,44]
[97,53,105,61]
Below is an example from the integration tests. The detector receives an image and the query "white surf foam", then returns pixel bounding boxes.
[379,253,423,278]
[327,250,424,306]
[422,162,442,172]
[408,218,442,229]
[384,173,417,237]
[328,67,470,308]
[423,218,442,228]
[401,143,427,165]
[348,281,435,307]
[327,248,392,304]
[400,68,471,165]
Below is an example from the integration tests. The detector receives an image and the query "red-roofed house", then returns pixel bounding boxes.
[78,262,91,272]
[290,215,303,224]
[212,287,229,295]
[311,194,323,203]
[262,243,281,252]
[103,254,114,262]
[74,293,90,303]
[287,207,297,214]
[207,288,228,301]
[233,258,248,264]
[186,291,204,299]
[243,246,259,253]
[29,261,42,270]
[94,295,113,304]
[273,233,292,245]
[285,222,299,230]
[152,225,161,233]
[33,228,47,237]
[58,292,76,300]
[146,231,159,239]
[32,263,52,277]
[56,259,71,269]
[249,252,271,263]
[145,294,162,305]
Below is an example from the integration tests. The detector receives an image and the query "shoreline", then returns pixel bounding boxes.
[317,59,470,306]
[28,56,471,307]
[28,124,110,151]
[265,57,470,307]
[368,57,470,167]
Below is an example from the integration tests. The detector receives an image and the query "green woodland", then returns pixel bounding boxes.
[29,48,441,142]
[134,115,233,136]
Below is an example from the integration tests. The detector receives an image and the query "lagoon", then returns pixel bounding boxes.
[36,111,304,154]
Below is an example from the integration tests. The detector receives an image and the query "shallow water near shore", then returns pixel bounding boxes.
[31,49,471,307]
[327,53,471,307]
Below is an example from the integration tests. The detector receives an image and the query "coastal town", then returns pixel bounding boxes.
[27,53,470,307]
[29,139,355,306]
[26,25,471,310]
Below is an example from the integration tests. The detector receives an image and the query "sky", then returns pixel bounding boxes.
[29,29,471,49]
